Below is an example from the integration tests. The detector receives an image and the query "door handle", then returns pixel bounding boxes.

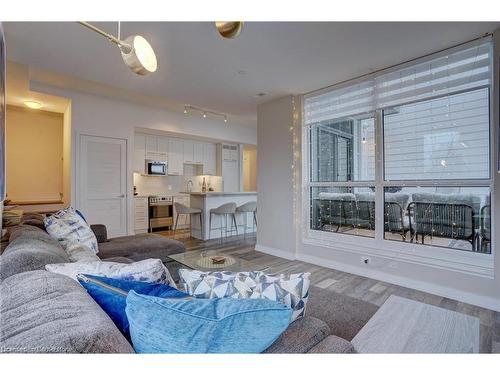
[118,194,125,198]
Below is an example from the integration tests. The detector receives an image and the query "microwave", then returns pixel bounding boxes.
[145,160,167,176]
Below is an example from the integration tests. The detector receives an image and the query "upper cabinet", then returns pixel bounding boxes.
[183,140,195,164]
[134,132,218,176]
[193,141,204,164]
[145,135,167,162]
[133,133,146,174]
[168,138,184,175]
[203,142,216,175]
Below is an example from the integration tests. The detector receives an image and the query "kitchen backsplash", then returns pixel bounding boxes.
[133,173,223,196]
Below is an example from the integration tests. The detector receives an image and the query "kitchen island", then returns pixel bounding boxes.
[180,191,257,240]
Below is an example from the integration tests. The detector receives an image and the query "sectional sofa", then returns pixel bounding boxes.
[0,218,379,353]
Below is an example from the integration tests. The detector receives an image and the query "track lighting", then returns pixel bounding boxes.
[183,105,228,123]
[78,21,157,75]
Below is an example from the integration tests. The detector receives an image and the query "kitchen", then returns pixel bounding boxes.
[133,130,257,240]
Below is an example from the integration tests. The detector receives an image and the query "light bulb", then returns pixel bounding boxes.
[203,113,207,118]
[183,107,188,114]
[24,100,43,109]
[120,35,157,75]
[224,116,228,123]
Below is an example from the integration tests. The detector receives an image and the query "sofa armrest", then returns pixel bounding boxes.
[90,224,108,243]
[307,335,356,354]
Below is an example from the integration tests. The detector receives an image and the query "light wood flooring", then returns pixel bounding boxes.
[159,230,500,353]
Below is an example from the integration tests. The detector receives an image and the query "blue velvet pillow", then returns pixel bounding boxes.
[125,290,292,353]
[77,274,188,339]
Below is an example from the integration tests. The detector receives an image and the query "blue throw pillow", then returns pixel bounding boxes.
[125,290,292,353]
[77,274,188,339]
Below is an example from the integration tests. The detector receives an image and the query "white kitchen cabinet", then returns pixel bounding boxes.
[157,137,169,154]
[173,195,190,229]
[183,140,194,163]
[193,141,204,164]
[134,197,149,233]
[145,135,167,162]
[168,138,184,175]
[134,133,218,177]
[133,133,146,174]
[145,135,157,152]
[203,142,216,175]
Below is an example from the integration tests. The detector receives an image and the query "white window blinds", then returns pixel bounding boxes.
[304,38,492,126]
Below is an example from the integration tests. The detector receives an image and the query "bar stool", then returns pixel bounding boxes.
[174,202,202,239]
[236,201,257,238]
[209,202,238,242]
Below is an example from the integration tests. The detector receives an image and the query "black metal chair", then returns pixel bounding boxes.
[480,204,491,253]
[408,201,476,250]
[315,196,357,233]
[355,200,409,240]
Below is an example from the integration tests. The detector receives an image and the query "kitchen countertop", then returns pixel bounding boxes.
[179,191,257,196]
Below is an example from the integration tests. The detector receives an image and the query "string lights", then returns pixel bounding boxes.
[291,96,301,255]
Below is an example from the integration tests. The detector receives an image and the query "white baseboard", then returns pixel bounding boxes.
[255,243,296,260]
[297,253,500,312]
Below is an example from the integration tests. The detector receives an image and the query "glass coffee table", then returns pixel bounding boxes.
[167,250,270,273]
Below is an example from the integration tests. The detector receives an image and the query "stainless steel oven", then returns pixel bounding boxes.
[148,195,173,231]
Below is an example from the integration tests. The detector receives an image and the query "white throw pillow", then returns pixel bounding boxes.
[46,258,176,287]
[44,207,99,253]
[67,245,101,263]
[178,269,310,322]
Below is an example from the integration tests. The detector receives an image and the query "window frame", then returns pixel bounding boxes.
[301,39,495,278]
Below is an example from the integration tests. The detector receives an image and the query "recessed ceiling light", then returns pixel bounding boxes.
[24,100,43,109]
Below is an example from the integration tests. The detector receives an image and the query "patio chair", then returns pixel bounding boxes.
[480,204,491,253]
[409,193,478,250]
[355,192,410,240]
[315,192,357,232]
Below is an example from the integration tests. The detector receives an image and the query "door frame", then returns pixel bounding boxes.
[75,131,129,235]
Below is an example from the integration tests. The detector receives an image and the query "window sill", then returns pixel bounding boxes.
[302,230,494,279]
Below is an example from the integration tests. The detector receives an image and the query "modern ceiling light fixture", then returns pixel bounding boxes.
[184,105,229,124]
[215,22,243,39]
[78,21,157,75]
[24,100,43,109]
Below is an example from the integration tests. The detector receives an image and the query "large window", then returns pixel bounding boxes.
[304,39,493,254]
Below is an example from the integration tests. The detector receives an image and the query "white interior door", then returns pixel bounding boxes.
[79,135,127,237]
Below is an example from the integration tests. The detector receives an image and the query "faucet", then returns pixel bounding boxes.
[187,180,193,192]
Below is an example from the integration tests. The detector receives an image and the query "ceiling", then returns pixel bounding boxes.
[4,22,500,127]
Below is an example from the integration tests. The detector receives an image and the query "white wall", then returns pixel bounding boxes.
[255,96,296,259]
[31,82,256,235]
[256,34,500,311]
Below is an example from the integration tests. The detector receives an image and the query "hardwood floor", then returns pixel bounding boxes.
[160,231,500,353]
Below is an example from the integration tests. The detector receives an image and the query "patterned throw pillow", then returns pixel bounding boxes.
[46,258,176,287]
[67,245,101,263]
[44,207,99,253]
[178,269,310,322]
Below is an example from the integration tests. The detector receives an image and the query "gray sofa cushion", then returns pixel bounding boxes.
[0,270,134,353]
[264,316,330,353]
[98,233,185,262]
[307,286,379,341]
[0,225,69,282]
[307,335,356,353]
